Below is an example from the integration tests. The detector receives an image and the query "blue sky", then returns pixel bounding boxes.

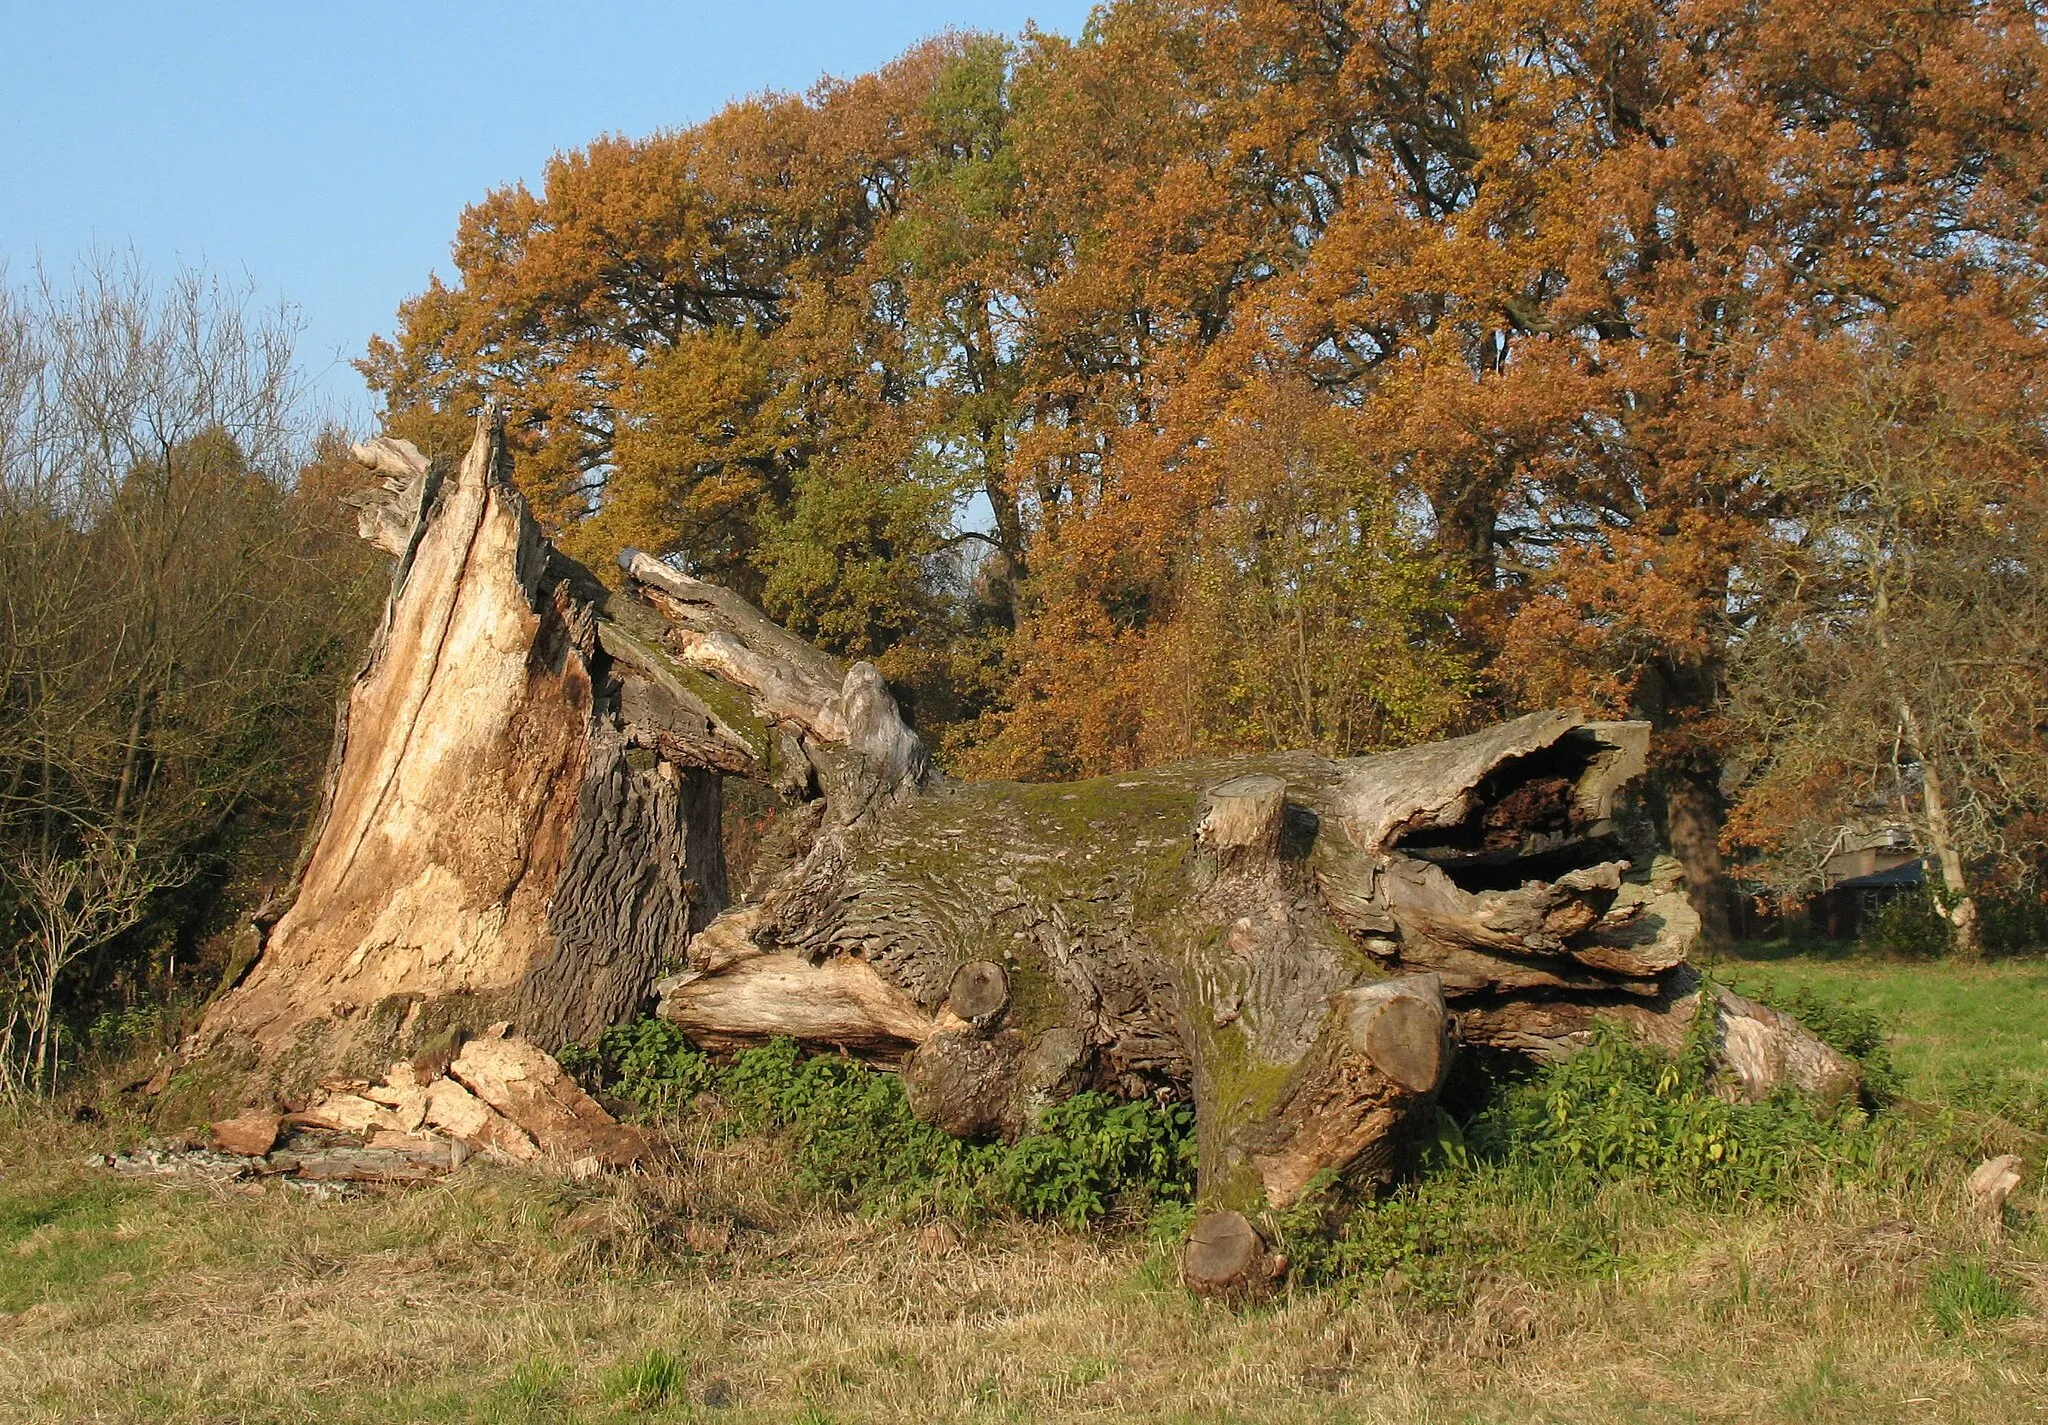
[1,1,1095,427]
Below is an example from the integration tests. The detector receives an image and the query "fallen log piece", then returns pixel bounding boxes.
[448,1030,650,1167]
[1968,1154,2024,1225]
[1244,975,1451,1209]
[1182,1210,1287,1299]
[290,1143,454,1182]
[1710,989,1862,1105]
[1454,974,1862,1104]
[209,1109,281,1158]
[657,953,936,1060]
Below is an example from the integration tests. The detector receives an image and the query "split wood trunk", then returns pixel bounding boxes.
[191,419,1857,1292]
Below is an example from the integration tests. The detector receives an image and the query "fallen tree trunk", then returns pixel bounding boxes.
[189,418,1856,1293]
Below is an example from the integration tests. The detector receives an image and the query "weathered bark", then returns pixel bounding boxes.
[619,549,928,822]
[186,417,1854,1291]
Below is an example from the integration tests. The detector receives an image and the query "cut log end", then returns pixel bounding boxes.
[1242,975,1452,1208]
[946,960,1010,1025]
[1181,1210,1287,1298]
[1346,981,1449,1095]
[1198,775,1288,855]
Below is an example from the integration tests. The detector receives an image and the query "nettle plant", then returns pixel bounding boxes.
[563,1021,1196,1226]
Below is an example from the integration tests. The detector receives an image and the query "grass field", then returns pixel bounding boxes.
[3,947,2045,1425]
[1714,943,2048,1114]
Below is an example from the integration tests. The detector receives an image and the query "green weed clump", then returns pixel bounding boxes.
[1925,1259,2026,1336]
[600,1347,684,1409]
[1863,890,1954,957]
[482,1358,567,1424]
[1000,1092,1195,1227]
[556,1016,714,1115]
[718,1035,998,1209]
[565,1020,1195,1225]
[1465,1023,1875,1202]
[1751,982,1903,1103]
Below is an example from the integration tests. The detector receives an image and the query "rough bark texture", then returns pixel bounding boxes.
[186,418,1855,1290]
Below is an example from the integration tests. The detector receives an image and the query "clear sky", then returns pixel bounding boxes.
[1,1,1096,427]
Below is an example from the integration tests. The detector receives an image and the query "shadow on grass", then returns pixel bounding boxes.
[1710,936,1890,966]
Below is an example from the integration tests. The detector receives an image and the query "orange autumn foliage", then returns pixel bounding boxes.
[367,1,2048,915]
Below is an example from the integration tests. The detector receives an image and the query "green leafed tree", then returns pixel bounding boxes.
[0,256,382,1084]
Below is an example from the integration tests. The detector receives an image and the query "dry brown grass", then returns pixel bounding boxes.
[2,1103,2043,1425]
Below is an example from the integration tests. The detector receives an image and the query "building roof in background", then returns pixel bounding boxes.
[1830,859,1927,892]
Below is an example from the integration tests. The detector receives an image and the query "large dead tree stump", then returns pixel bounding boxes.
[189,418,1857,1291]
[195,421,746,1093]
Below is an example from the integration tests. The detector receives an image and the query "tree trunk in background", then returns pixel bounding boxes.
[1659,759,1734,945]
[1899,704,1981,960]
[1629,657,1734,946]
[188,418,1855,1296]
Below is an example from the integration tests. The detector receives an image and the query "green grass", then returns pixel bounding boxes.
[599,1348,685,1410]
[0,1177,159,1314]
[1925,1259,2027,1337]
[2,945,2045,1423]
[1715,941,2048,1122]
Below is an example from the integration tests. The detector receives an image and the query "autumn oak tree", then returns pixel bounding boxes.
[365,0,2048,925]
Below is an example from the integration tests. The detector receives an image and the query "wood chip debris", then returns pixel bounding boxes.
[96,1032,648,1187]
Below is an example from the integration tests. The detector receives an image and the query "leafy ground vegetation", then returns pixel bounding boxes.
[4,949,2043,1425]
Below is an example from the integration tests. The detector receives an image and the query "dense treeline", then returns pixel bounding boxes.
[4,0,2043,1094]
[366,0,2048,947]
[0,260,381,1094]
